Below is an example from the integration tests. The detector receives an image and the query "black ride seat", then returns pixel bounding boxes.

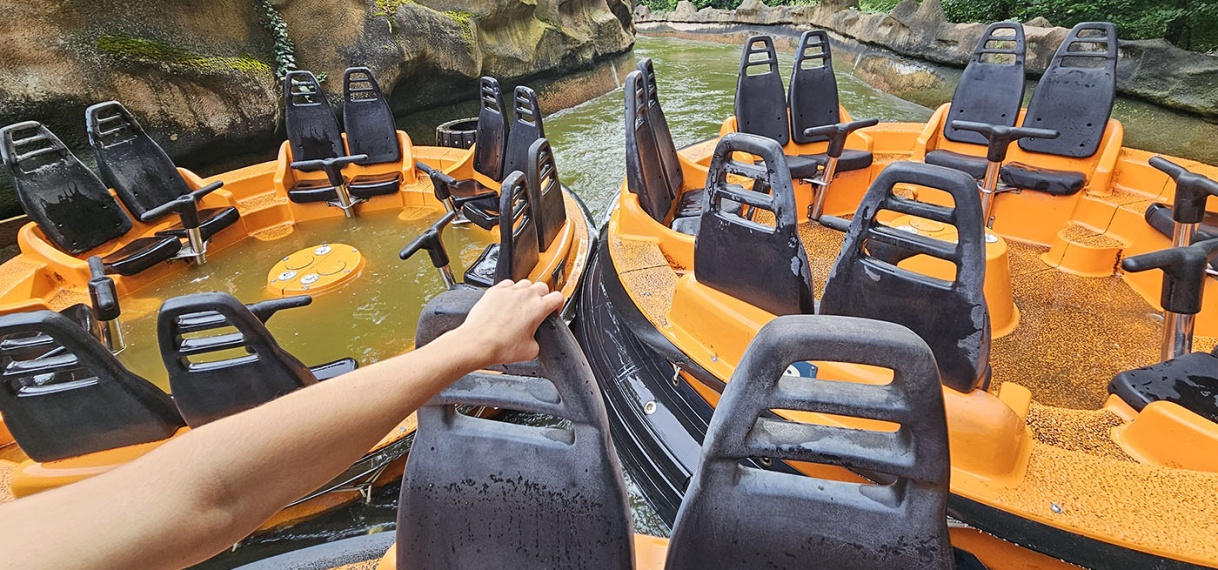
[283,70,399,204]
[925,22,1026,178]
[85,101,240,242]
[666,315,984,569]
[398,289,633,569]
[693,133,814,316]
[820,162,991,393]
[786,30,873,177]
[0,121,180,276]
[342,66,404,196]
[639,58,688,209]
[343,65,404,196]
[462,171,539,287]
[526,138,567,252]
[157,292,357,427]
[624,69,676,223]
[998,22,1118,196]
[502,86,545,179]
[0,310,185,462]
[448,77,510,199]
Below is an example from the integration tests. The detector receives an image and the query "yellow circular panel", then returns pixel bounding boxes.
[267,243,364,296]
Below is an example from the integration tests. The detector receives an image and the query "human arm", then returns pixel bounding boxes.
[0,279,563,570]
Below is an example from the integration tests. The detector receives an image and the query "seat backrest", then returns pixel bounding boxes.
[284,70,345,166]
[86,101,194,220]
[666,314,953,569]
[0,121,132,254]
[789,30,841,144]
[694,133,814,316]
[820,162,990,393]
[0,310,185,462]
[157,292,317,427]
[734,35,789,145]
[495,171,540,283]
[473,77,509,181]
[526,138,567,252]
[623,70,674,221]
[502,86,545,178]
[943,22,1026,146]
[342,67,400,166]
[638,58,683,195]
[399,288,633,569]
[1018,22,1117,158]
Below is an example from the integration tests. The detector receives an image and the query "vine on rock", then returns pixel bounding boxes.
[255,0,297,80]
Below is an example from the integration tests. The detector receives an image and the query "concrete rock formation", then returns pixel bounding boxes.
[639,0,1218,120]
[0,0,634,218]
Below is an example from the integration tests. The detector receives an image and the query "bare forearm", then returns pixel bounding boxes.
[0,331,482,570]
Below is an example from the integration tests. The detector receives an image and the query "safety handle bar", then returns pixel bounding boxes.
[400,211,458,269]
[86,256,120,321]
[1122,238,1218,315]
[1150,156,1218,225]
[291,154,368,187]
[802,118,879,158]
[139,180,225,227]
[245,295,313,323]
[949,121,1059,163]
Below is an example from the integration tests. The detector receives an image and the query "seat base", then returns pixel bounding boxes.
[102,236,183,276]
[156,207,240,242]
[349,172,402,199]
[1000,162,1086,196]
[925,149,989,179]
[1109,351,1218,423]
[463,243,500,287]
[785,150,873,179]
[288,179,338,204]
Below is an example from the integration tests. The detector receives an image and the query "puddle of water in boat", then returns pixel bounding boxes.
[118,209,488,389]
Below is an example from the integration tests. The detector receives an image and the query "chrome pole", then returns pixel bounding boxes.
[186,227,207,264]
[1172,221,1198,248]
[92,316,126,354]
[1161,311,1195,361]
[439,265,457,290]
[980,161,1002,229]
[809,156,840,221]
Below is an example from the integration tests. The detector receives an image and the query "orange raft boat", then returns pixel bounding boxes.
[576,24,1218,570]
[0,66,594,533]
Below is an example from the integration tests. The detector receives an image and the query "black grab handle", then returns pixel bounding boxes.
[416,162,457,202]
[86,256,120,322]
[245,295,313,323]
[291,154,369,187]
[950,121,1059,163]
[139,180,225,228]
[802,118,879,159]
[1123,239,1218,315]
[400,211,458,269]
[1151,156,1218,225]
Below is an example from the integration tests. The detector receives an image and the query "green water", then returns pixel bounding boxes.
[116,210,488,389]
[542,36,933,220]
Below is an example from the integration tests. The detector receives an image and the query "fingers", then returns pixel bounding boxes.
[493,279,515,289]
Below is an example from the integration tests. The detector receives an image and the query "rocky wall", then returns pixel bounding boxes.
[0,0,635,219]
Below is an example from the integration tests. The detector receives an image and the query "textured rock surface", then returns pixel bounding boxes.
[0,0,634,218]
[639,0,1218,120]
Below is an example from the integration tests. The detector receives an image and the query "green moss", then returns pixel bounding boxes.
[375,0,415,33]
[444,10,476,43]
[96,34,271,76]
